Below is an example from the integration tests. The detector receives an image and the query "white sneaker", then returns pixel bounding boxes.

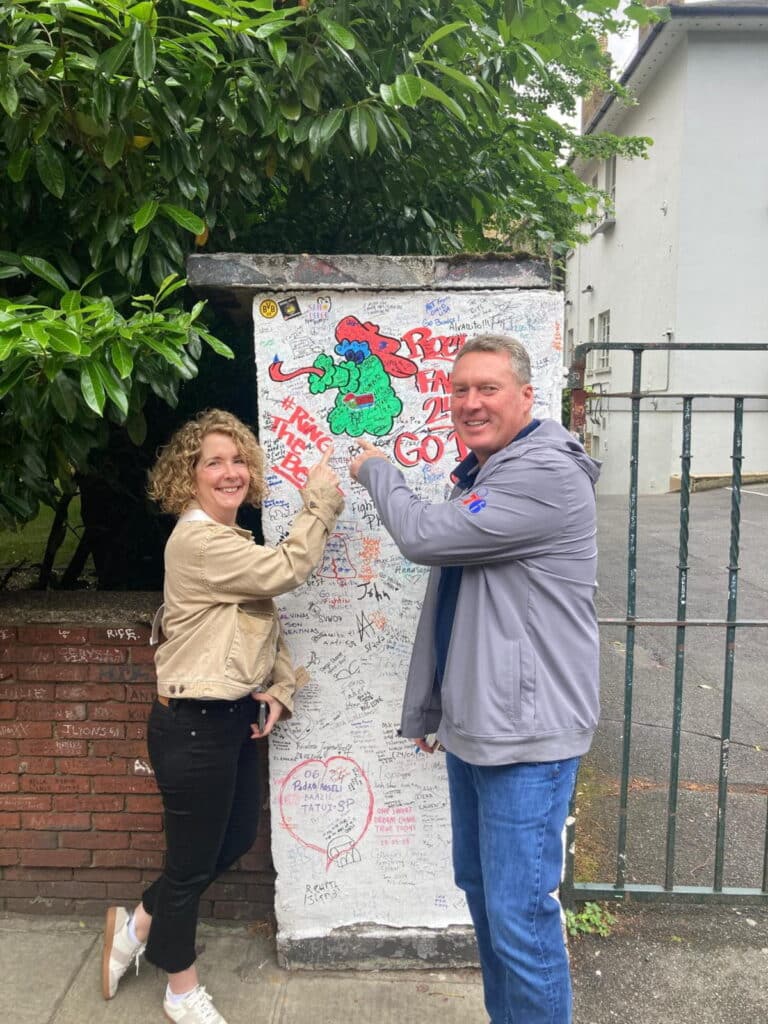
[101,905,145,999]
[163,985,228,1024]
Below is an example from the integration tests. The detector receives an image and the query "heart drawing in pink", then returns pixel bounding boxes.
[278,756,374,870]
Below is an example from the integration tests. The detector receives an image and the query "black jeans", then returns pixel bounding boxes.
[142,695,261,973]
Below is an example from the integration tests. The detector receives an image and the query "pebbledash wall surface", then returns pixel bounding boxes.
[0,255,563,968]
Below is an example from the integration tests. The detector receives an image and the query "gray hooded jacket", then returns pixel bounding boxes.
[356,418,601,767]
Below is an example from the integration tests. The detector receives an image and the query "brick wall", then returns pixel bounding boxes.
[0,621,274,920]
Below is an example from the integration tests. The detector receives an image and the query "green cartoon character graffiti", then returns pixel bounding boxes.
[269,316,418,437]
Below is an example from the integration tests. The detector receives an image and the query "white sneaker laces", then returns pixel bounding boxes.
[185,986,223,1024]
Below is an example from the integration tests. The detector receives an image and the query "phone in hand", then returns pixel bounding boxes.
[257,699,268,733]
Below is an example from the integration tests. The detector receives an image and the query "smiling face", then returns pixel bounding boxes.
[193,431,250,526]
[450,351,535,465]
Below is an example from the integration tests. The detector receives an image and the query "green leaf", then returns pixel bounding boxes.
[323,20,356,50]
[45,322,82,353]
[126,406,147,446]
[32,103,60,145]
[202,332,234,359]
[35,143,66,199]
[22,322,49,347]
[419,21,468,53]
[49,373,78,422]
[504,0,525,21]
[103,125,125,168]
[279,96,302,121]
[128,1,157,25]
[140,336,185,369]
[134,22,156,80]
[420,79,467,121]
[268,36,287,66]
[348,107,368,155]
[365,109,378,155]
[21,257,69,293]
[379,82,397,107]
[8,148,31,183]
[97,37,132,76]
[0,79,19,118]
[300,79,321,111]
[394,74,423,108]
[159,204,206,235]
[423,60,483,94]
[155,273,187,302]
[80,362,106,415]
[133,200,160,232]
[254,22,286,40]
[320,108,345,143]
[94,362,129,417]
[92,75,112,128]
[111,340,134,378]
[624,3,657,26]
[61,291,82,314]
[0,361,29,401]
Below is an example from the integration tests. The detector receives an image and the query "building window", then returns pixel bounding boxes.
[591,156,616,235]
[566,328,574,366]
[586,317,596,372]
[605,155,616,208]
[597,309,611,371]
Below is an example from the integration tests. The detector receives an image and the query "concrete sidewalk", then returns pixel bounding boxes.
[2,903,766,1024]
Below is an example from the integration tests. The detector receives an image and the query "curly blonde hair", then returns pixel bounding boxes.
[148,409,267,516]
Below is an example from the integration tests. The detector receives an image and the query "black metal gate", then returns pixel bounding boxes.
[563,342,768,905]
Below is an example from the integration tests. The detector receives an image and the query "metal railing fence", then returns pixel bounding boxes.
[563,342,768,905]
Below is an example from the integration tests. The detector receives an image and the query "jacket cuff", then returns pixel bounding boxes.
[267,666,310,720]
[301,480,344,531]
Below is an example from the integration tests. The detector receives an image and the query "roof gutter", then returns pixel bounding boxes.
[582,5,768,136]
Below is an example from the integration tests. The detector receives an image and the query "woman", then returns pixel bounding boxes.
[101,409,343,1024]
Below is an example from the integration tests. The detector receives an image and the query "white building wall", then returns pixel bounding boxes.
[672,32,768,478]
[567,27,768,493]
[566,40,689,493]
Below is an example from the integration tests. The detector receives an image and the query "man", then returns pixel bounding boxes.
[349,334,601,1024]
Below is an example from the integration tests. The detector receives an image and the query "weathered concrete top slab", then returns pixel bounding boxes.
[187,253,552,320]
[188,253,550,291]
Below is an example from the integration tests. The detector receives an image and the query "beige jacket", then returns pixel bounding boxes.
[153,480,343,710]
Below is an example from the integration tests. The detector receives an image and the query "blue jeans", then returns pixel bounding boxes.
[446,753,580,1024]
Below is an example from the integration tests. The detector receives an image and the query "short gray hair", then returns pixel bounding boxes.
[454,333,531,384]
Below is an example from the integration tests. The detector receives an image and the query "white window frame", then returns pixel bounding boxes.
[596,310,611,372]
[586,317,596,373]
[591,157,616,235]
[605,155,616,209]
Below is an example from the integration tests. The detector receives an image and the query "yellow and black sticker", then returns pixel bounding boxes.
[259,298,278,319]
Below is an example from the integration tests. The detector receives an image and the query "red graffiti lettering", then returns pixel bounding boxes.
[393,432,445,467]
[422,395,452,432]
[415,368,452,394]
[402,326,467,363]
[272,452,309,488]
